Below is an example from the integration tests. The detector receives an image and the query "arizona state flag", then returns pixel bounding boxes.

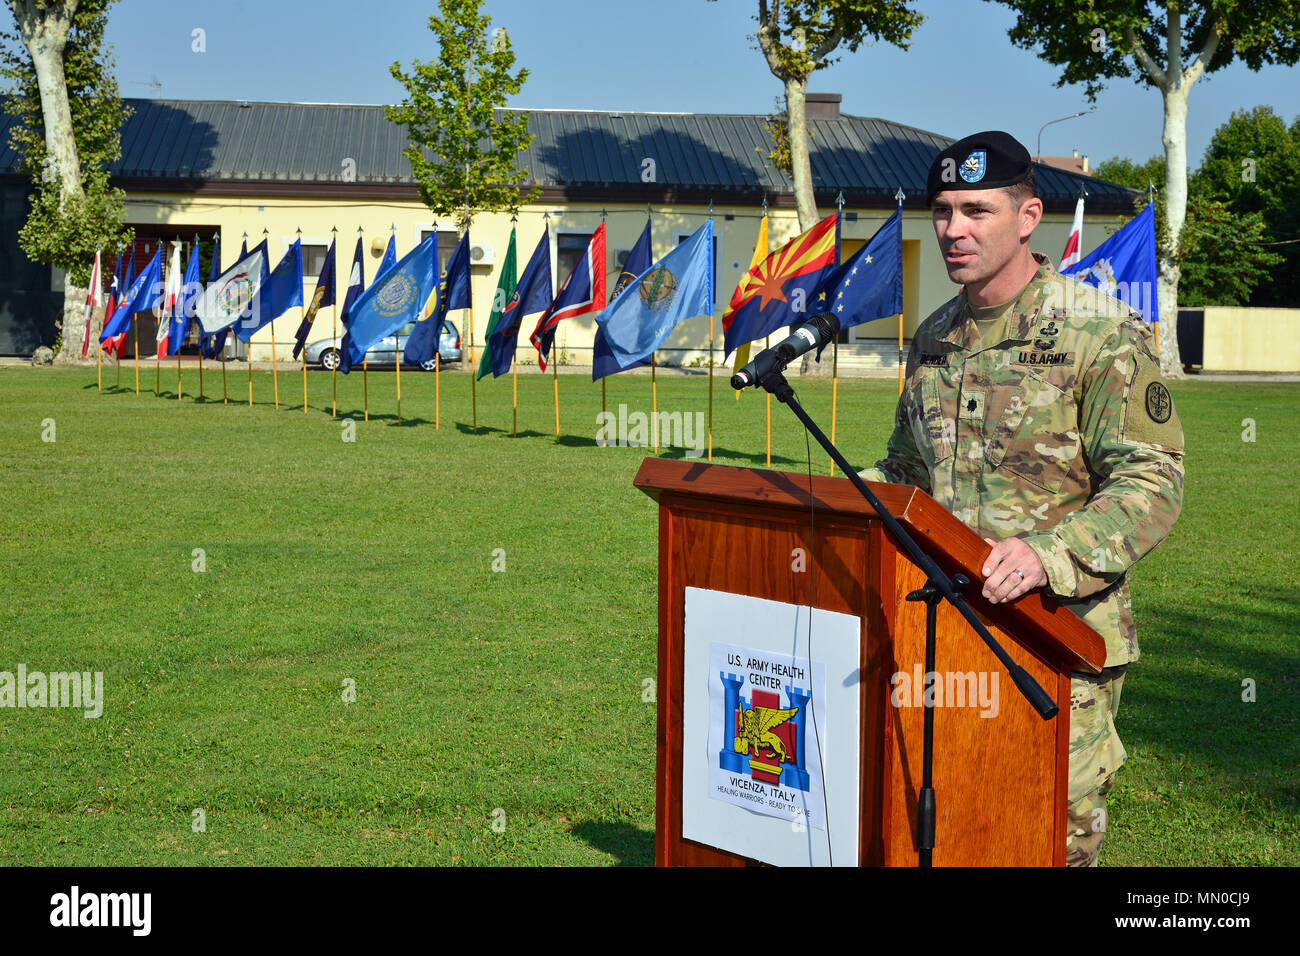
[728,214,770,389]
[722,212,838,358]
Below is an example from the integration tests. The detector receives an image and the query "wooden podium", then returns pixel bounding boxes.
[635,458,1106,867]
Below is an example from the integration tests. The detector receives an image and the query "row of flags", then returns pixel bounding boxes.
[81,195,1157,377]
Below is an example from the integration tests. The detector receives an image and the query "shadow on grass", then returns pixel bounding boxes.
[570,821,654,866]
[1123,581,1300,812]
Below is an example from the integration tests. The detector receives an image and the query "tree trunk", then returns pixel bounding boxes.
[54,271,90,365]
[13,0,90,362]
[784,77,819,232]
[1158,85,1188,378]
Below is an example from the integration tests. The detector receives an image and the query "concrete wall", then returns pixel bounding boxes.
[1202,306,1300,372]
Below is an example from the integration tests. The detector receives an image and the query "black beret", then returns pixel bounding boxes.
[926,131,1032,203]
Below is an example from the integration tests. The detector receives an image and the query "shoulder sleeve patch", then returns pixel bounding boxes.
[1123,353,1183,450]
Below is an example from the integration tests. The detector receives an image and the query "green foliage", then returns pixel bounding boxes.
[753,0,924,84]
[1177,198,1282,307]
[1191,106,1300,307]
[0,0,133,284]
[1095,125,1294,308]
[986,0,1300,100]
[387,0,539,232]
[759,98,796,178]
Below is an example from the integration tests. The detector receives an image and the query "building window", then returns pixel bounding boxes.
[557,232,593,283]
[677,232,717,297]
[420,229,462,277]
[301,243,329,277]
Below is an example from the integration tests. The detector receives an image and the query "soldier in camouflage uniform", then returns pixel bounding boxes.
[858,131,1184,866]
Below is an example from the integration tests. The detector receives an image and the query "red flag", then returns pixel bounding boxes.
[530,223,606,371]
[1060,197,1084,271]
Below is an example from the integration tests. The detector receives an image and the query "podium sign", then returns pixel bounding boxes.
[681,587,861,866]
[636,458,1106,867]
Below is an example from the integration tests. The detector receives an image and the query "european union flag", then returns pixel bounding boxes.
[595,220,713,370]
[236,239,303,342]
[404,231,471,367]
[346,233,439,368]
[1060,202,1159,324]
[814,208,903,332]
[593,218,653,381]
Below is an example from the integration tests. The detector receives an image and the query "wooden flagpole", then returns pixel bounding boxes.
[301,339,308,414]
[220,347,227,404]
[651,353,658,454]
[247,343,253,407]
[552,354,559,440]
[331,298,339,419]
[94,247,103,392]
[176,239,184,401]
[765,334,771,467]
[707,201,714,461]
[198,344,204,401]
[270,321,280,409]
[390,226,401,424]
[512,354,518,438]
[830,340,839,476]
[134,319,140,395]
[363,357,369,421]
[434,353,439,429]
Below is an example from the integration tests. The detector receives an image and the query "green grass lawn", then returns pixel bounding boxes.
[0,362,1295,865]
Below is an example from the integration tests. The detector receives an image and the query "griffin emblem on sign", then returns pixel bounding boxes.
[735,705,799,762]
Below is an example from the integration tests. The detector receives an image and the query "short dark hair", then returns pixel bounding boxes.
[1002,166,1039,207]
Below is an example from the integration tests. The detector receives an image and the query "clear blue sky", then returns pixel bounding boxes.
[84,0,1300,170]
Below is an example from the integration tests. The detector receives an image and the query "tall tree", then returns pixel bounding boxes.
[749,0,923,230]
[1,0,132,361]
[1095,153,1281,307]
[387,0,538,232]
[1191,105,1300,306]
[986,0,1300,377]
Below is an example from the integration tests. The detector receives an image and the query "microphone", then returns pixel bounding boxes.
[730,313,841,390]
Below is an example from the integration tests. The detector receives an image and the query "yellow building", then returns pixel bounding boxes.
[4,94,1136,365]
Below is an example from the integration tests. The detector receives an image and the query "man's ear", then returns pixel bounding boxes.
[1020,197,1044,239]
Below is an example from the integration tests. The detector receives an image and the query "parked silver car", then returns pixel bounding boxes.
[304,320,463,371]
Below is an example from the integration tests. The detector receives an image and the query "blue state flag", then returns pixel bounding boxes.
[814,208,903,333]
[1060,202,1159,324]
[595,220,713,370]
[100,249,162,343]
[346,233,438,368]
[593,218,653,381]
[378,234,397,279]
[236,239,303,342]
[404,231,471,367]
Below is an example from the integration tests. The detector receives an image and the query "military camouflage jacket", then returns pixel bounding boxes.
[859,254,1184,666]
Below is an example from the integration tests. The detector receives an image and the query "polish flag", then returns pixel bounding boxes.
[155,241,183,357]
[1060,197,1084,271]
[79,249,102,357]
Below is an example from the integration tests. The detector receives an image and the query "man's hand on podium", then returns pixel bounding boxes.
[980,536,1047,604]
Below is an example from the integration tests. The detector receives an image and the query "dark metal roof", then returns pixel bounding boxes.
[0,98,1137,211]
